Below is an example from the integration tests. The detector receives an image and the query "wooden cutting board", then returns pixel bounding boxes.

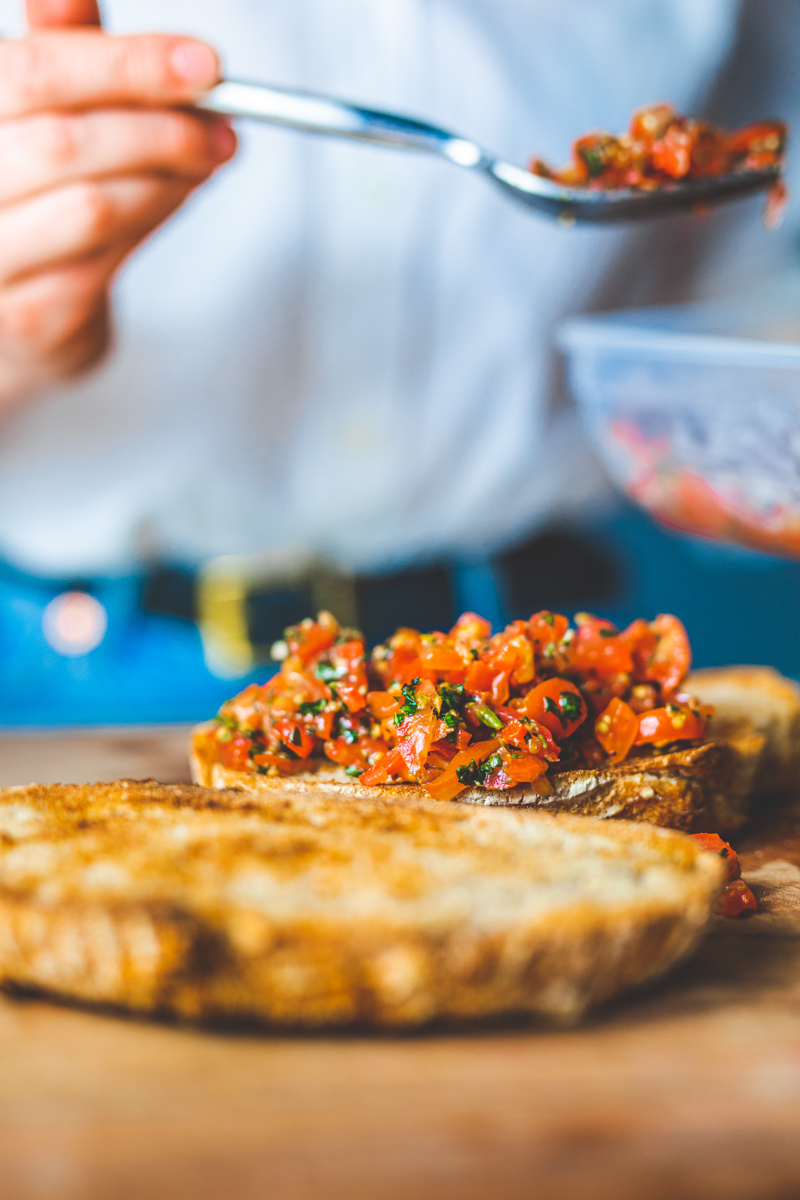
[1,728,800,1200]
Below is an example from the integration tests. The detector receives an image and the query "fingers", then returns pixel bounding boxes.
[0,31,220,117]
[0,256,113,387]
[0,108,236,206]
[0,174,201,285]
[26,0,101,29]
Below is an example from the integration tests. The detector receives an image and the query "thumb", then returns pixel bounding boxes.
[25,0,102,29]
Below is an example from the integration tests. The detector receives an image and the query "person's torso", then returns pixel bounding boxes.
[0,0,739,574]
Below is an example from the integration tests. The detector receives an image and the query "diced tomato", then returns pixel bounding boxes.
[224,683,268,732]
[397,708,439,777]
[515,678,587,740]
[491,670,511,707]
[718,880,758,917]
[451,611,492,642]
[594,697,639,764]
[483,746,548,790]
[273,716,316,759]
[497,708,560,762]
[424,739,501,802]
[629,102,676,144]
[286,618,337,665]
[484,623,535,686]
[324,734,388,771]
[367,691,401,720]
[419,643,466,674]
[621,619,658,677]
[568,615,633,679]
[359,745,405,786]
[335,673,369,713]
[529,610,569,649]
[726,120,786,161]
[464,659,497,696]
[308,709,336,740]
[640,614,691,694]
[636,703,706,747]
[689,832,741,882]
[218,733,253,772]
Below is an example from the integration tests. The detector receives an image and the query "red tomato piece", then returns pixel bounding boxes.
[397,709,439,776]
[689,833,741,882]
[568,616,633,679]
[286,618,337,665]
[636,703,706,746]
[359,745,405,786]
[424,739,501,802]
[629,102,677,144]
[464,659,496,696]
[218,733,252,772]
[335,674,369,714]
[528,610,569,649]
[515,679,587,740]
[450,611,492,642]
[419,643,465,674]
[641,614,692,694]
[594,697,639,764]
[273,717,316,759]
[367,691,401,720]
[483,747,548,790]
[496,708,560,762]
[719,880,757,917]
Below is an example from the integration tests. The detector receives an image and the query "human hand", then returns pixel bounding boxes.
[0,0,237,408]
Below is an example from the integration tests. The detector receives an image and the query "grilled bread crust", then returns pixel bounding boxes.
[191,723,764,833]
[687,665,800,795]
[0,780,723,1027]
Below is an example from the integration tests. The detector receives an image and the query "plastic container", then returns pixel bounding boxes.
[558,286,800,557]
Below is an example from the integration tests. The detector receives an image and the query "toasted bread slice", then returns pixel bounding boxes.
[687,665,800,795]
[191,722,764,833]
[0,780,723,1027]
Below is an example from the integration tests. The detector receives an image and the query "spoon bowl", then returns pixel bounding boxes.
[200,80,781,224]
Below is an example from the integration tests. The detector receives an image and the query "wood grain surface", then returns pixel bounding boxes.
[1,730,800,1200]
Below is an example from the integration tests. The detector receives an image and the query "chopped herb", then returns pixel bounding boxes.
[438,683,465,714]
[316,661,342,683]
[216,713,237,730]
[580,146,605,177]
[544,696,562,723]
[394,678,422,724]
[298,699,326,716]
[599,626,620,639]
[441,710,460,730]
[559,692,584,721]
[345,765,364,777]
[340,727,358,745]
[542,612,555,626]
[543,643,556,660]
[456,752,504,787]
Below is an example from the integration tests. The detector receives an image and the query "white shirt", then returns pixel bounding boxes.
[0,0,743,575]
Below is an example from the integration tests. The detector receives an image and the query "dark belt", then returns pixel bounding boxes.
[140,529,620,675]
[143,554,457,673]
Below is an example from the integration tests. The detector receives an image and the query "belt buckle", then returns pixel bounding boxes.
[197,548,358,677]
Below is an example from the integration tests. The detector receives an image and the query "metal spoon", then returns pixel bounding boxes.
[199,79,780,225]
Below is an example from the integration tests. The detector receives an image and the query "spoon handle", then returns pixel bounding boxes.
[199,79,485,168]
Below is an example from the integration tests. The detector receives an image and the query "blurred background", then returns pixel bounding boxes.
[0,0,799,726]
